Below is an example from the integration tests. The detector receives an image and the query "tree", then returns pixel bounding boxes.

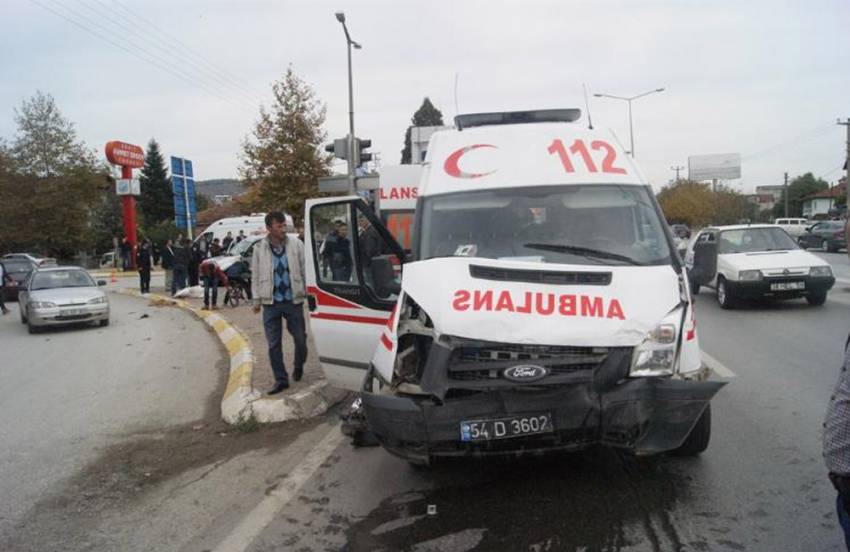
[400,97,444,164]
[11,91,94,177]
[771,172,829,218]
[138,139,173,225]
[239,68,331,223]
[0,92,107,258]
[657,180,755,227]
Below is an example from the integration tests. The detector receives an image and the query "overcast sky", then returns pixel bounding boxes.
[2,0,849,192]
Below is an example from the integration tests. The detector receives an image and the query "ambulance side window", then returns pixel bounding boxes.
[311,203,359,286]
[354,203,402,301]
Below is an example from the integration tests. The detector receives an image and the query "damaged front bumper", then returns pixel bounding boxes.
[360,341,725,463]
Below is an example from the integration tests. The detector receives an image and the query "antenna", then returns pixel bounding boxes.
[583,83,594,129]
[454,73,460,117]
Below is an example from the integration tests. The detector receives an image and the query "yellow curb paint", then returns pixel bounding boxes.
[212,318,229,333]
[225,335,248,355]
[223,361,253,400]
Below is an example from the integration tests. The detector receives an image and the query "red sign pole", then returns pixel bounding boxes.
[105,141,145,272]
[121,165,138,270]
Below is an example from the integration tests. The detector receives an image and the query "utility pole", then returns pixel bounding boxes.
[784,172,789,218]
[670,165,684,183]
[839,118,850,212]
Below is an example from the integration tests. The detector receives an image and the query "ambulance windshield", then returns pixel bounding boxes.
[418,185,672,266]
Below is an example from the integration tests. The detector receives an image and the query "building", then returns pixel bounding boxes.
[754,185,784,212]
[801,182,846,219]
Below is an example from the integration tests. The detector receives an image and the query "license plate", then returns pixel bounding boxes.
[770,281,804,291]
[63,309,84,316]
[460,413,553,442]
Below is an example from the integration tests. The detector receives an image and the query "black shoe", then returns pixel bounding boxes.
[293,370,303,382]
[267,382,289,395]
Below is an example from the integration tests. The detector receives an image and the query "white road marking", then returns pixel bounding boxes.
[211,424,345,552]
[701,350,737,379]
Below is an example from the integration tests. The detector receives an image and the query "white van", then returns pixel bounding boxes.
[774,218,809,237]
[304,109,725,465]
[196,213,294,252]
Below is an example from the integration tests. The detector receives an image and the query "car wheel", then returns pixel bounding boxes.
[99,318,110,327]
[20,305,27,324]
[717,278,735,310]
[822,239,830,251]
[798,238,807,250]
[671,404,711,456]
[27,321,39,334]
[827,241,838,253]
[807,292,827,306]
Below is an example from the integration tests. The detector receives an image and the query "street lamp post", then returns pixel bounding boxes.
[335,12,361,194]
[593,88,665,157]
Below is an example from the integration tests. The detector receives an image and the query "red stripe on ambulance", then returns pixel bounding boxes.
[451,289,625,320]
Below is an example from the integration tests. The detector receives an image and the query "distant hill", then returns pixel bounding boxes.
[196,178,244,200]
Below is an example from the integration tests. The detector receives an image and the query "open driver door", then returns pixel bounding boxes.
[304,196,406,391]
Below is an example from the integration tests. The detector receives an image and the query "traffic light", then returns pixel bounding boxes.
[324,137,349,160]
[354,138,372,167]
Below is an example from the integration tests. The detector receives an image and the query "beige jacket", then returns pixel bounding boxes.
[251,235,306,305]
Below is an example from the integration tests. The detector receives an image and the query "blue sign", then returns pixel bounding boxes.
[171,156,197,229]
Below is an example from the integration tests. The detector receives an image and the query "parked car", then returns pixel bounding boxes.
[797,220,847,252]
[685,224,835,308]
[2,252,57,267]
[1,258,35,301]
[774,218,810,237]
[18,266,110,334]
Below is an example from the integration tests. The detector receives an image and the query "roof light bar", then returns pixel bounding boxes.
[454,109,581,130]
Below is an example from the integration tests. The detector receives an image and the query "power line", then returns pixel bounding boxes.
[77,0,261,107]
[742,122,836,161]
[109,0,268,102]
[31,0,257,115]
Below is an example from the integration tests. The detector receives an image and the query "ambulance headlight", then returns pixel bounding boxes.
[630,312,681,377]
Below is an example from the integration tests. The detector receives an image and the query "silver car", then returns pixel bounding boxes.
[18,267,110,334]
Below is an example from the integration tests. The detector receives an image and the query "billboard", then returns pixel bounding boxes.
[116,178,140,196]
[688,153,741,181]
[171,156,197,231]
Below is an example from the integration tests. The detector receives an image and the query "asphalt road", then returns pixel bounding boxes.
[0,292,222,547]
[4,257,849,551]
[229,261,850,551]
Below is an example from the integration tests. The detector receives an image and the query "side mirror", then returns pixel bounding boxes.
[370,255,401,299]
[97,280,108,286]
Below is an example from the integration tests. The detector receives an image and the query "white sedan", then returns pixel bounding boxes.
[18,266,110,333]
[685,224,835,308]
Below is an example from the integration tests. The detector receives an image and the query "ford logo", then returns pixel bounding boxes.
[503,364,549,383]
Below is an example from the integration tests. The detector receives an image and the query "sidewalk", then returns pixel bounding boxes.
[117,283,347,425]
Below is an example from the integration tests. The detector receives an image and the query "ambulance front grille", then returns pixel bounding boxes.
[449,344,618,381]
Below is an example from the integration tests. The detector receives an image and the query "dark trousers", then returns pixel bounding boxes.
[262,302,308,385]
[188,262,200,287]
[172,266,187,295]
[139,269,151,293]
[203,273,219,306]
[838,492,850,550]
[0,287,6,312]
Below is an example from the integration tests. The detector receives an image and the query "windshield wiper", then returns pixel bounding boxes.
[523,243,645,266]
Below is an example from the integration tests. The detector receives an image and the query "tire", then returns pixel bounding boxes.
[671,404,711,456]
[99,318,110,327]
[717,278,735,310]
[827,241,838,253]
[822,239,830,252]
[27,321,39,334]
[798,238,807,250]
[807,293,827,306]
[20,305,27,324]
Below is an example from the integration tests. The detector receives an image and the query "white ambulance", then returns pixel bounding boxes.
[304,109,725,465]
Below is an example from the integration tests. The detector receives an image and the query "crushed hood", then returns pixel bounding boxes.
[401,257,682,348]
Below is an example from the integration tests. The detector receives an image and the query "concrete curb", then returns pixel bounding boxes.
[114,289,346,425]
[90,270,165,278]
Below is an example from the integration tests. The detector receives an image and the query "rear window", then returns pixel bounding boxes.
[3,261,32,273]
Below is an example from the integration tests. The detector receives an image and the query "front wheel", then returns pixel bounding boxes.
[671,404,711,456]
[27,321,39,334]
[99,318,110,327]
[807,293,827,306]
[798,238,808,250]
[717,278,736,310]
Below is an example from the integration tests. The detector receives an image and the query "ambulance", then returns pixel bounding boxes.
[304,109,725,465]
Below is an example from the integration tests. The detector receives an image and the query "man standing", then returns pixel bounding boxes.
[161,239,175,293]
[222,231,234,252]
[200,259,227,310]
[172,239,190,296]
[252,211,308,394]
[120,238,132,271]
[0,260,10,315]
[824,341,850,549]
[236,230,246,244]
[136,240,152,294]
[357,213,385,282]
